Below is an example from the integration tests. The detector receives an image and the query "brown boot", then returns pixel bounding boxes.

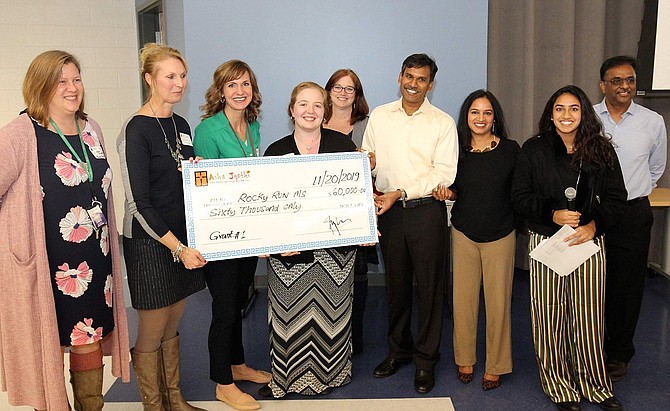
[69,366,104,411]
[131,348,167,411]
[160,335,206,411]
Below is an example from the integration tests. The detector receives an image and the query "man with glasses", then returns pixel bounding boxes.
[362,53,458,394]
[595,55,667,382]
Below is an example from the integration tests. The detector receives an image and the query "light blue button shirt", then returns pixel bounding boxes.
[594,99,667,200]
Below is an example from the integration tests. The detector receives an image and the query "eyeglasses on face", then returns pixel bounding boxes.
[603,77,636,86]
[331,84,356,94]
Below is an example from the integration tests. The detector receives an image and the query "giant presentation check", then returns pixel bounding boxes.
[182,152,378,260]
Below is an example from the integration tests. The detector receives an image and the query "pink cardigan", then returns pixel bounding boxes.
[0,114,130,410]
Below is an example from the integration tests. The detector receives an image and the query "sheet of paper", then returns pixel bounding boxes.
[529,225,600,276]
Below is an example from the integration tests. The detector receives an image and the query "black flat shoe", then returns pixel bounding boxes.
[414,369,435,394]
[372,357,410,378]
[598,396,622,411]
[556,401,582,411]
[258,384,273,398]
[605,360,628,382]
[319,386,333,395]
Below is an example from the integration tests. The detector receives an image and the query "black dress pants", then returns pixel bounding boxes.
[604,198,653,363]
[378,200,447,370]
[352,247,369,354]
[203,256,258,384]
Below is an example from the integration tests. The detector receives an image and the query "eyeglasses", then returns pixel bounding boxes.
[603,77,636,86]
[331,84,356,94]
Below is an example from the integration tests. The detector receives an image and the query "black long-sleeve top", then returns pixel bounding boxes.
[117,114,194,243]
[450,137,520,242]
[511,132,627,237]
[264,128,357,263]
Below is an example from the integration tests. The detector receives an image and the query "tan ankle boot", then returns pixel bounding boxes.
[160,335,206,411]
[131,348,167,411]
[69,366,104,411]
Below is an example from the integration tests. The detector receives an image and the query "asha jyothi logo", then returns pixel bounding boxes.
[194,171,208,187]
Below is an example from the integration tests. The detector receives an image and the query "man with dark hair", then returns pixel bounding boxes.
[599,55,638,83]
[595,55,667,382]
[362,53,458,394]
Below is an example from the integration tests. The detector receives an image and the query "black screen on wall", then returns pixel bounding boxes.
[637,0,670,96]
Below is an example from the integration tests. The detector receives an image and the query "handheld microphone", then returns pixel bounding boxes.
[564,187,577,211]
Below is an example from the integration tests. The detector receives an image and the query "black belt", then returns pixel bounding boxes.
[397,196,437,209]
[627,196,647,205]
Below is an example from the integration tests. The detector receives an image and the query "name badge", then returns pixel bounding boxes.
[180,132,193,146]
[87,203,108,229]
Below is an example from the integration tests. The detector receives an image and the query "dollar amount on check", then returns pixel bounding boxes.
[182,152,378,260]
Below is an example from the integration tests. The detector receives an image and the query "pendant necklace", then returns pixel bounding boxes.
[297,135,319,151]
[231,120,256,157]
[149,102,183,167]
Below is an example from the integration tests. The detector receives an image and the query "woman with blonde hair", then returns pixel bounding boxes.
[260,82,358,398]
[0,49,130,410]
[118,43,206,411]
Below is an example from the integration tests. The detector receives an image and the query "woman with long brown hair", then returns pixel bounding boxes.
[194,60,269,411]
[511,85,626,411]
[448,90,519,390]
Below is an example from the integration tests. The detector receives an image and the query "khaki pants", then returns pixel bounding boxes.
[452,227,515,375]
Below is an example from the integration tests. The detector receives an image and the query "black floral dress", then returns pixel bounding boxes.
[35,119,114,346]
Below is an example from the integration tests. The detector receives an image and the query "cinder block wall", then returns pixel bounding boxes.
[0,0,142,222]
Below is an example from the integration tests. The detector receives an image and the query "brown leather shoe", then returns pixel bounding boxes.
[70,366,104,411]
[131,348,164,411]
[160,335,206,411]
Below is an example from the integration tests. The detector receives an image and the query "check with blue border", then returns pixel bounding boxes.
[181,152,378,261]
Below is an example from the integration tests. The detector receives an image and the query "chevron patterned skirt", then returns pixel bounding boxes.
[266,248,355,397]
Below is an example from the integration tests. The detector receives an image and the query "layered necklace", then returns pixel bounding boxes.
[149,102,183,167]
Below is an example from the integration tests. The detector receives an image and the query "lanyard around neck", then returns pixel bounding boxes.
[49,118,93,182]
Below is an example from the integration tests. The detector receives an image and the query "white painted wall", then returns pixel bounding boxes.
[165,0,488,151]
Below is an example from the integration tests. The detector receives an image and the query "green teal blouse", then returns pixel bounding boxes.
[193,111,261,159]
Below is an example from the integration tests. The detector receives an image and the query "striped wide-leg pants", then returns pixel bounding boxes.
[528,232,614,404]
